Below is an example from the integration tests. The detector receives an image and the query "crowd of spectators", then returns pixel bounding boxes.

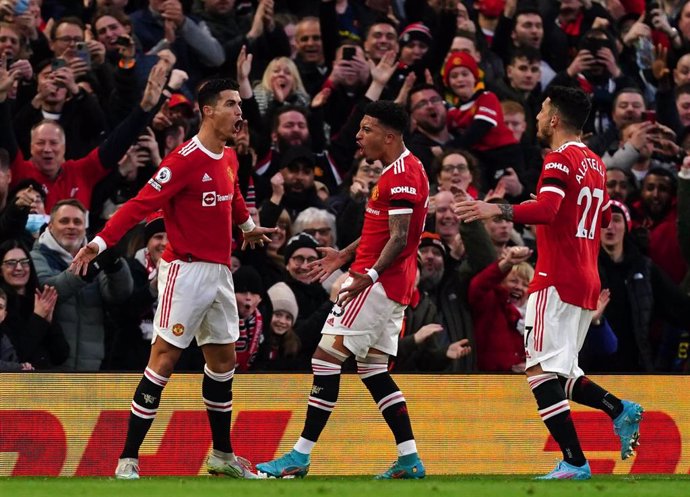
[0,0,689,374]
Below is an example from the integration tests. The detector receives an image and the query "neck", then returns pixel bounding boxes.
[16,285,25,296]
[479,15,498,31]
[382,142,406,166]
[418,125,450,143]
[550,131,581,150]
[196,122,227,154]
[42,101,64,113]
[603,243,624,263]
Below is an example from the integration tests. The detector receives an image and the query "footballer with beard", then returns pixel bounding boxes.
[455,86,643,480]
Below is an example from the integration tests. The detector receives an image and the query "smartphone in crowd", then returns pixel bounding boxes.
[51,58,67,71]
[643,110,657,124]
[75,42,92,69]
[342,46,356,61]
[115,35,130,47]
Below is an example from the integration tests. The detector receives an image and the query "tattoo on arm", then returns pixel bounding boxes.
[340,237,361,263]
[498,203,514,221]
[372,213,411,274]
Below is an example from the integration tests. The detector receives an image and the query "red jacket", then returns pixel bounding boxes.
[468,261,525,371]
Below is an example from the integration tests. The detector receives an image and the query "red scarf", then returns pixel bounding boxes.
[235,310,264,370]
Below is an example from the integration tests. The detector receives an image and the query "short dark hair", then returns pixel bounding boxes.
[364,17,398,40]
[515,5,542,19]
[547,85,591,131]
[407,83,441,111]
[271,105,308,131]
[675,82,690,99]
[50,198,86,216]
[508,46,542,65]
[50,16,85,41]
[613,87,645,107]
[364,101,409,134]
[196,78,239,112]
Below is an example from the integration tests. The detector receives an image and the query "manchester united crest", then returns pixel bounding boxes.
[172,323,185,336]
[371,185,379,200]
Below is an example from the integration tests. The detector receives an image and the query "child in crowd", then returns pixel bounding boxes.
[468,246,534,372]
[442,51,524,190]
[254,281,302,370]
[233,266,267,371]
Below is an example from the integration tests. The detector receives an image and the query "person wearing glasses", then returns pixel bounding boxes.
[0,239,68,370]
[282,232,329,324]
[293,207,342,294]
[407,83,455,176]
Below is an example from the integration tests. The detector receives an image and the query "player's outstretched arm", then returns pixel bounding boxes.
[305,237,361,283]
[454,200,509,223]
[69,243,100,276]
[241,225,277,250]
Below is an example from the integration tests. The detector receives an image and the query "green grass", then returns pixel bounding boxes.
[2,476,690,497]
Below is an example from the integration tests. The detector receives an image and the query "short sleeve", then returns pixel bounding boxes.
[473,92,501,127]
[539,151,572,198]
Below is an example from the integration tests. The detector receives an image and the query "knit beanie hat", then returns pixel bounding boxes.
[268,282,299,320]
[609,200,632,233]
[233,266,264,294]
[144,210,165,243]
[284,232,320,264]
[418,231,447,256]
[442,51,479,88]
[399,22,432,47]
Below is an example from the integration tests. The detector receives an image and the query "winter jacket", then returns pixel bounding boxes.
[31,231,133,370]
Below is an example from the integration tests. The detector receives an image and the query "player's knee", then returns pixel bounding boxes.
[356,352,388,380]
[316,335,350,362]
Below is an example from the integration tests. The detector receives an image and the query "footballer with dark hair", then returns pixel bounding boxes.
[455,86,644,480]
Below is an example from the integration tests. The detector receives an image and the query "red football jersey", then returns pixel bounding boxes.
[514,141,611,309]
[351,149,429,305]
[96,136,252,266]
[10,148,108,211]
[446,90,517,151]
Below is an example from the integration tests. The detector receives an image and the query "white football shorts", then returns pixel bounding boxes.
[524,286,593,378]
[153,259,240,348]
[322,277,406,359]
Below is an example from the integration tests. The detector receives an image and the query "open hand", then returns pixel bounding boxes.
[69,243,100,276]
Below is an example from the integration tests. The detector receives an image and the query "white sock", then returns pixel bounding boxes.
[294,437,315,455]
[397,440,417,457]
[212,449,235,461]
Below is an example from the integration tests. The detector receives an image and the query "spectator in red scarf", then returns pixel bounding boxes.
[233,265,266,371]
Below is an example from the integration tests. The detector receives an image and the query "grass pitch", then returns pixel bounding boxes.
[2,475,689,497]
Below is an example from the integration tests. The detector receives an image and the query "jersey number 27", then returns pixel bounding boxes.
[576,187,604,239]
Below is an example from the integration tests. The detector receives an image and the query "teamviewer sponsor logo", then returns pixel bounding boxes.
[202,191,217,206]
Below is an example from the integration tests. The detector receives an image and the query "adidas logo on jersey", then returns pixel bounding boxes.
[202,173,212,182]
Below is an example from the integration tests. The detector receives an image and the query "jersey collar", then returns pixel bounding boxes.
[381,148,410,175]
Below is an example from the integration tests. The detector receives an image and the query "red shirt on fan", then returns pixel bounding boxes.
[351,149,429,305]
[512,141,611,310]
[95,136,252,266]
[10,148,107,211]
[446,90,517,151]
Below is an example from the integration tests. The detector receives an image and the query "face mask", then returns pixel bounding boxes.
[25,214,49,235]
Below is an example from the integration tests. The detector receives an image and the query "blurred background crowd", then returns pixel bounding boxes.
[0,0,689,374]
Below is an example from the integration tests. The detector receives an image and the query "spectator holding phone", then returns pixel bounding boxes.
[548,28,637,135]
[12,58,107,159]
[0,57,172,212]
[92,8,162,102]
